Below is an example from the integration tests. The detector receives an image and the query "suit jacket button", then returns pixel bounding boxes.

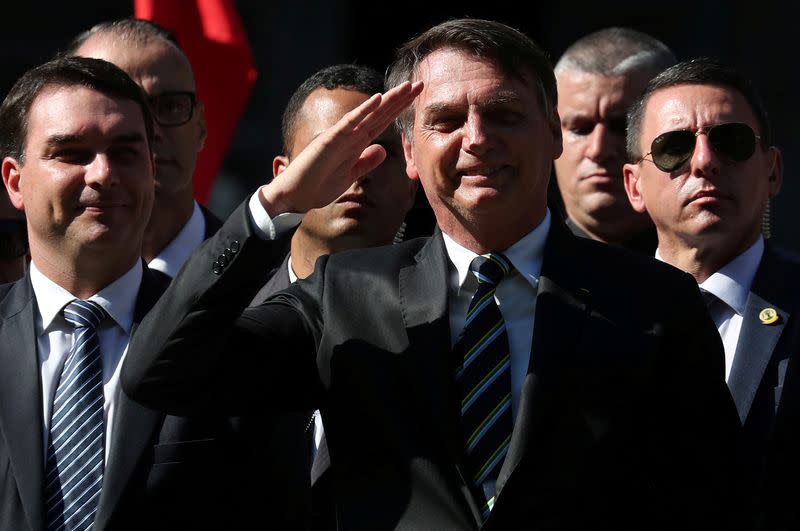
[224,248,233,260]
[218,254,229,267]
[212,261,222,275]
[230,240,240,253]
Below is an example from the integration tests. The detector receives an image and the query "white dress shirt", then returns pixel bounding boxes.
[656,237,763,381]
[31,260,143,462]
[148,200,207,278]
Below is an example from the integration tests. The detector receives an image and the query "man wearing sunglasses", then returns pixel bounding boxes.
[553,27,675,253]
[65,18,221,279]
[624,57,798,528]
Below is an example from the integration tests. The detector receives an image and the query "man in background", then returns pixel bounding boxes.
[553,27,675,252]
[252,62,417,530]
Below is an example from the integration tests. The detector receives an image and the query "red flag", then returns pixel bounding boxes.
[134,0,258,205]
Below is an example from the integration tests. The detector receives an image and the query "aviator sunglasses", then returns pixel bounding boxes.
[637,122,761,172]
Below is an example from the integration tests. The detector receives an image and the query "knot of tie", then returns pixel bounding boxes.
[63,299,107,330]
[470,253,512,287]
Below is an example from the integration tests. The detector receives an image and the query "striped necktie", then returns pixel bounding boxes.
[454,252,514,520]
[44,299,107,531]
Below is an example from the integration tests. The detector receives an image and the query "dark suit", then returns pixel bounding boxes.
[565,217,658,255]
[725,245,800,530]
[123,202,741,530]
[250,253,334,531]
[0,266,304,530]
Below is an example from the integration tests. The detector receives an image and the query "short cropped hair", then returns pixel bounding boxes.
[385,18,557,139]
[281,63,384,156]
[0,56,155,162]
[554,27,676,78]
[626,57,771,161]
[62,17,180,56]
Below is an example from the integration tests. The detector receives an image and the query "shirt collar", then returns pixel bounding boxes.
[442,209,550,291]
[655,236,763,316]
[148,201,206,278]
[30,259,143,335]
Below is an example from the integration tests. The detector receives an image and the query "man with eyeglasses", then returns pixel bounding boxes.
[65,18,221,279]
[623,57,799,529]
[0,186,27,283]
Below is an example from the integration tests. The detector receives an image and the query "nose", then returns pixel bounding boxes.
[689,132,721,178]
[462,112,493,155]
[585,124,616,162]
[85,153,118,188]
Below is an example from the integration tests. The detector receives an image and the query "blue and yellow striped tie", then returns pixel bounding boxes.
[454,252,513,520]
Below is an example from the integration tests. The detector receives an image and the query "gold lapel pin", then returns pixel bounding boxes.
[759,307,779,325]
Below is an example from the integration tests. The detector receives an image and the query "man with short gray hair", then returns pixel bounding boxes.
[553,27,675,251]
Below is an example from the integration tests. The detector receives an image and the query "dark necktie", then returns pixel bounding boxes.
[454,253,514,520]
[700,288,727,319]
[44,299,107,531]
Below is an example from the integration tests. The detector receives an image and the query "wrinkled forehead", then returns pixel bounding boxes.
[412,46,534,85]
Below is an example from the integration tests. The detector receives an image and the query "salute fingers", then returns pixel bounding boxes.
[351,143,389,181]
[258,80,422,216]
[360,81,423,139]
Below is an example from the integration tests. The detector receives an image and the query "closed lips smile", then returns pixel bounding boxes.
[458,166,506,178]
[335,193,374,208]
[78,202,124,211]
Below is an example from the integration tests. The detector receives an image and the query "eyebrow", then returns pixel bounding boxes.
[45,132,148,148]
[561,110,627,122]
[421,91,524,116]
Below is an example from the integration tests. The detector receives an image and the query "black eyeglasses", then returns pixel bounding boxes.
[637,122,761,172]
[0,219,27,260]
[148,91,196,127]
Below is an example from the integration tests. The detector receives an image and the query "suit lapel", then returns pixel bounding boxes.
[250,253,291,307]
[495,220,591,500]
[399,232,484,522]
[399,232,457,454]
[728,247,796,423]
[94,267,166,530]
[0,277,45,531]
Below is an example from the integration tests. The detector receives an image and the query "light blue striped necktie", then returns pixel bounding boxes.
[44,299,107,531]
[454,253,514,521]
